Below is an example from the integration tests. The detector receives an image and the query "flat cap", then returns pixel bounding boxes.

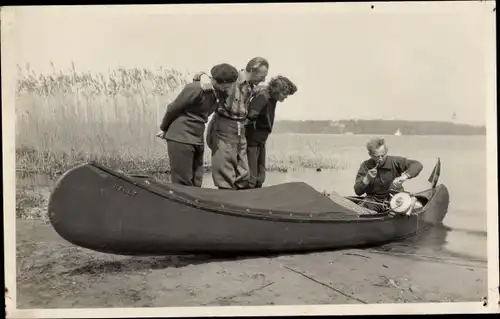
[210,63,239,84]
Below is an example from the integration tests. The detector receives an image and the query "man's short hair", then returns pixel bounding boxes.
[245,57,269,73]
[268,75,298,97]
[210,63,239,83]
[366,137,386,153]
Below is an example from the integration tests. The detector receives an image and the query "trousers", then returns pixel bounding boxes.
[207,114,249,189]
[166,139,204,187]
[247,141,266,188]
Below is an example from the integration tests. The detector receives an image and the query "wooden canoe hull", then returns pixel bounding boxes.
[48,162,450,256]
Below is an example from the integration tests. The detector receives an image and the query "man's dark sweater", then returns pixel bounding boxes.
[160,82,219,145]
[353,155,424,199]
[245,90,277,145]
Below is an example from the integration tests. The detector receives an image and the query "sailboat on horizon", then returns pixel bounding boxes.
[394,128,402,136]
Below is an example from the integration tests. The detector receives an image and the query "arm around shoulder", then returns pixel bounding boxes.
[247,92,270,122]
[192,71,209,82]
[193,72,213,91]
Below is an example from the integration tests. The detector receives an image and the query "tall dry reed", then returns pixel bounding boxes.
[15,64,347,176]
[16,64,193,175]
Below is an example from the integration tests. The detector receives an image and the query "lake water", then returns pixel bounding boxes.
[17,134,489,264]
[202,134,488,263]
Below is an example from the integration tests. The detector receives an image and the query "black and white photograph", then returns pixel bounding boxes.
[3,1,499,317]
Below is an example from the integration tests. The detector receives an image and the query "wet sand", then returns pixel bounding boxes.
[16,219,487,308]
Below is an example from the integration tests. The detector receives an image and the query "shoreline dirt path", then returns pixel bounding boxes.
[15,219,487,308]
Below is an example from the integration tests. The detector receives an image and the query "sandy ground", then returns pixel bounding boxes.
[15,218,487,309]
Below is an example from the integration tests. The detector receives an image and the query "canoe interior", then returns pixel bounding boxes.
[90,161,434,222]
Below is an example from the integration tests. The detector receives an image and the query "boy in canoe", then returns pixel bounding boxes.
[245,76,298,188]
[193,57,270,190]
[353,137,423,212]
[156,63,239,187]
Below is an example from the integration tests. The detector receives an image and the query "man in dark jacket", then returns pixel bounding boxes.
[245,75,298,188]
[353,137,424,212]
[156,63,239,187]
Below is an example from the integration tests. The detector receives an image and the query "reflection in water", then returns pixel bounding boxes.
[372,223,487,263]
[374,224,451,253]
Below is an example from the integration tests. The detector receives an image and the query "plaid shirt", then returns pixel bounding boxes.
[217,70,254,121]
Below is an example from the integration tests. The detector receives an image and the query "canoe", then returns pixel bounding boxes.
[47,160,449,256]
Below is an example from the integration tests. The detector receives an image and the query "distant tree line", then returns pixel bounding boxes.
[272,119,486,135]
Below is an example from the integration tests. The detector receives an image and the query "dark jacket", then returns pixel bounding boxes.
[160,82,219,145]
[245,90,278,145]
[353,155,424,198]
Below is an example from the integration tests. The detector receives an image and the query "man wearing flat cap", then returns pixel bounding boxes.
[156,63,239,187]
[193,57,270,190]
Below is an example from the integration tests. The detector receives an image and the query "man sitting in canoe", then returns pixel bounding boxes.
[353,137,424,212]
[156,63,239,187]
[245,75,298,188]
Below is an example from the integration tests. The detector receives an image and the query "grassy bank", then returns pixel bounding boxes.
[15,144,348,177]
[16,187,49,222]
[15,65,349,176]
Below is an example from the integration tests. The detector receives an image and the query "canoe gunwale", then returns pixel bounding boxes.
[85,161,444,224]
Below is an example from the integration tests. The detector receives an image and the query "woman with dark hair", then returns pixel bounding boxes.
[245,75,298,188]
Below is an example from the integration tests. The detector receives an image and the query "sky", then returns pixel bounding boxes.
[7,2,496,126]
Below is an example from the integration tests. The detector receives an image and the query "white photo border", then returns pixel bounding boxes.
[3,1,499,317]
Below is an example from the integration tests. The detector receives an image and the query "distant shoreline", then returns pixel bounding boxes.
[272,119,486,136]
[271,132,486,136]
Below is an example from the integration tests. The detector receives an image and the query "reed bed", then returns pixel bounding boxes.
[15,64,348,177]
